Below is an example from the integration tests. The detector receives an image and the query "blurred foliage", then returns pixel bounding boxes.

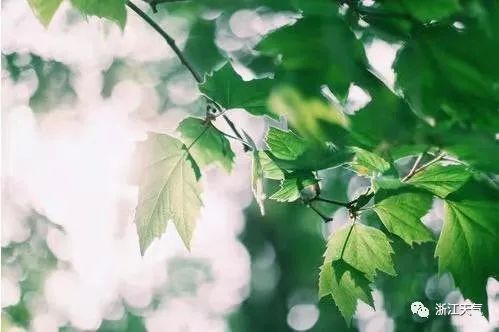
[2,53,76,112]
[1,214,61,329]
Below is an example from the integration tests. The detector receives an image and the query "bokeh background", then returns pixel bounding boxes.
[2,1,498,331]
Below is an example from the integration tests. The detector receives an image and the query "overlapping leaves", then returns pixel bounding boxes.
[25,0,499,325]
[320,223,396,323]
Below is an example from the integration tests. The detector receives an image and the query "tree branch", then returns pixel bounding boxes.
[145,0,188,13]
[126,0,202,83]
[127,0,252,151]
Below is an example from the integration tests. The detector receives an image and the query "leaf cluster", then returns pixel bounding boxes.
[27,0,499,325]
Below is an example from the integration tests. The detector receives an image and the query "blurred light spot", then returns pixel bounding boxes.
[216,32,245,52]
[345,84,372,114]
[32,313,60,332]
[110,80,144,113]
[229,10,262,39]
[357,291,394,332]
[422,199,444,234]
[425,273,454,300]
[365,40,400,88]
[167,74,198,105]
[453,21,465,30]
[347,176,370,201]
[251,247,280,296]
[46,228,71,261]
[1,276,21,307]
[325,208,349,236]
[287,304,319,331]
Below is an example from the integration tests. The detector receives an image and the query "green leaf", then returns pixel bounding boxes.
[134,133,203,253]
[70,0,127,29]
[258,151,284,180]
[199,62,274,117]
[402,0,460,22]
[372,176,405,191]
[406,164,471,198]
[395,26,499,132]
[374,189,434,245]
[319,260,373,325]
[265,127,307,160]
[270,173,317,202]
[184,19,224,76]
[350,147,390,177]
[436,180,499,317]
[265,126,353,172]
[251,151,266,215]
[27,0,63,26]
[324,223,396,280]
[267,148,352,173]
[257,10,367,100]
[177,117,235,172]
[349,73,419,149]
[443,133,499,173]
[268,87,349,145]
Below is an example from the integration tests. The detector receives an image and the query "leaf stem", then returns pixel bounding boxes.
[126,0,203,83]
[401,152,425,182]
[127,0,255,151]
[339,222,355,259]
[315,197,349,207]
[185,124,210,151]
[403,153,446,182]
[212,124,254,151]
[222,114,251,152]
[308,203,333,223]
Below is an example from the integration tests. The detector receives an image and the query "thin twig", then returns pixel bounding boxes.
[403,153,446,182]
[402,153,425,182]
[211,125,254,151]
[126,1,202,83]
[127,0,252,151]
[146,0,187,13]
[222,115,250,152]
[315,197,349,207]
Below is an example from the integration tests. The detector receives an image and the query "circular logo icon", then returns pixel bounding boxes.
[411,301,430,318]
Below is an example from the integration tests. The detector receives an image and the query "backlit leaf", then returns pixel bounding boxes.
[199,62,274,117]
[134,133,202,253]
[319,260,373,325]
[265,127,307,160]
[27,0,63,26]
[350,147,390,176]
[406,164,471,198]
[251,151,266,215]
[324,223,396,280]
[374,189,433,245]
[436,180,499,317]
[270,172,317,202]
[71,0,127,28]
[178,117,235,172]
